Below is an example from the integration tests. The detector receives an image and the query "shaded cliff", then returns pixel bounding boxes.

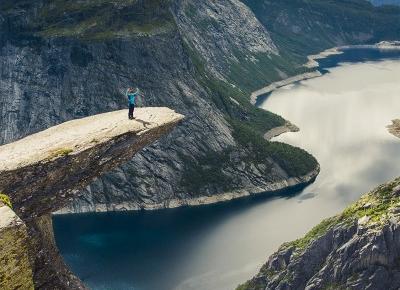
[0,108,183,289]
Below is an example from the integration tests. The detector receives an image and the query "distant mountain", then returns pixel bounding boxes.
[370,0,400,6]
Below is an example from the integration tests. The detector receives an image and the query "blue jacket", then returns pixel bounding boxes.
[126,89,139,105]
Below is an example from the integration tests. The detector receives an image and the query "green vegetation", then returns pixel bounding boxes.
[243,0,400,59]
[238,179,400,290]
[228,50,312,92]
[180,149,235,194]
[282,179,400,253]
[1,0,176,40]
[0,193,12,208]
[283,216,338,251]
[180,40,318,192]
[47,148,74,160]
[230,121,317,177]
[339,182,397,223]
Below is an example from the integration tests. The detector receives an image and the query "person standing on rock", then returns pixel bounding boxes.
[126,87,140,120]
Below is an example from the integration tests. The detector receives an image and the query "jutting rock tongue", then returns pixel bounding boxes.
[0,107,184,220]
[0,108,184,290]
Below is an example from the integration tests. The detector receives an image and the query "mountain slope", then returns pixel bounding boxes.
[242,0,400,61]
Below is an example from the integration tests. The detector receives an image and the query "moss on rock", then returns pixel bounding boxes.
[0,193,12,208]
[0,205,34,290]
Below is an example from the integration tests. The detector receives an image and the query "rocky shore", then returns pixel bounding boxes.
[56,164,320,214]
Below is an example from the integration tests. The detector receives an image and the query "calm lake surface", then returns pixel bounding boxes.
[53,49,400,290]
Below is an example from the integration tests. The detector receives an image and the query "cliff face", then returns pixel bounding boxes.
[0,108,183,289]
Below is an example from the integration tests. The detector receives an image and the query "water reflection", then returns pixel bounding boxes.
[54,57,400,290]
[263,60,400,205]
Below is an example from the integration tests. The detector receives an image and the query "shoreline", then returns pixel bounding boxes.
[263,121,299,141]
[250,71,322,105]
[250,40,400,105]
[388,119,400,139]
[54,165,320,215]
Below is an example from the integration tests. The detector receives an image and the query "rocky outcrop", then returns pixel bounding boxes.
[388,119,400,138]
[0,108,183,220]
[263,122,299,141]
[238,180,400,289]
[0,108,183,289]
[0,202,34,290]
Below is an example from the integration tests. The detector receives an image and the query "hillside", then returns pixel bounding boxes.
[1,0,399,213]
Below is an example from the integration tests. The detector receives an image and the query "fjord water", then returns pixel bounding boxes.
[53,50,400,290]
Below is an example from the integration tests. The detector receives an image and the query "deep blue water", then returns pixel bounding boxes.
[53,47,400,290]
[318,47,400,70]
[53,185,305,290]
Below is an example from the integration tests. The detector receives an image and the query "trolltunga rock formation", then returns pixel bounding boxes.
[0,107,183,289]
[0,107,184,220]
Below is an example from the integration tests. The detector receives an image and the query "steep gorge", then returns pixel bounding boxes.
[1,0,399,213]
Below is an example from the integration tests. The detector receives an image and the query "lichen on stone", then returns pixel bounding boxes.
[0,192,12,208]
[47,148,74,160]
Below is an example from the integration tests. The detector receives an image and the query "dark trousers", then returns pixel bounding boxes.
[128,104,135,119]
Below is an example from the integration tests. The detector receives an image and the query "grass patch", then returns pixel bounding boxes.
[47,148,74,160]
[283,216,338,251]
[2,0,176,41]
[282,179,400,253]
[0,193,12,208]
